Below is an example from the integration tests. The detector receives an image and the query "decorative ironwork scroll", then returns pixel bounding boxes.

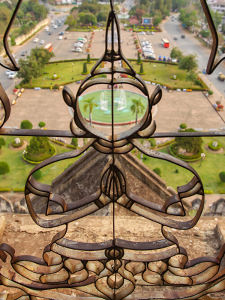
[0,0,225,299]
[200,0,225,73]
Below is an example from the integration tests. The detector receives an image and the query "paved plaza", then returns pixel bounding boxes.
[6,85,225,133]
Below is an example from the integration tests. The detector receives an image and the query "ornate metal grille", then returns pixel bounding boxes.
[0,0,225,299]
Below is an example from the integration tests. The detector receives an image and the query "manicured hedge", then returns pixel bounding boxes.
[169,143,202,162]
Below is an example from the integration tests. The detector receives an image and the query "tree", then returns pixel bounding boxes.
[179,55,197,72]
[130,99,145,124]
[0,162,9,175]
[170,47,183,60]
[179,9,197,29]
[25,137,55,162]
[83,98,98,125]
[219,172,225,183]
[153,15,162,26]
[20,120,33,129]
[18,48,54,83]
[38,121,46,128]
[97,11,107,22]
[0,138,5,147]
[65,15,76,28]
[30,48,54,66]
[139,63,144,74]
[78,12,97,25]
[174,128,203,154]
[211,10,222,30]
[71,137,78,148]
[137,52,141,64]
[87,54,91,64]
[82,62,88,74]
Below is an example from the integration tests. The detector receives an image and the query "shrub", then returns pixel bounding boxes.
[149,138,156,148]
[0,138,5,147]
[87,53,91,63]
[219,172,225,183]
[82,62,88,74]
[208,141,222,151]
[32,169,42,180]
[38,121,46,128]
[153,167,161,176]
[0,162,10,175]
[53,84,59,89]
[139,63,144,74]
[20,120,33,129]
[24,137,55,162]
[179,123,187,130]
[11,138,23,148]
[71,137,78,148]
[208,90,213,95]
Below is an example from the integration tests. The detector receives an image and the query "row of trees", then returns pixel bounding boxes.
[129,0,191,27]
[66,0,110,28]
[170,47,197,72]
[0,0,48,45]
[18,48,54,83]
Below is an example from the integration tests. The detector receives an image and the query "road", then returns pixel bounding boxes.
[163,16,225,96]
[0,13,67,91]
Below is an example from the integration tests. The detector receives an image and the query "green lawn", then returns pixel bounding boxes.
[0,136,224,194]
[133,62,206,90]
[20,60,206,91]
[21,61,96,89]
[141,137,225,194]
[0,137,78,191]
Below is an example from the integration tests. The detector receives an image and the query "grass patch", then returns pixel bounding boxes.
[0,136,78,190]
[19,60,206,90]
[133,62,206,90]
[140,137,225,194]
[20,61,96,89]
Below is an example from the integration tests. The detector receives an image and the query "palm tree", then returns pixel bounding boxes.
[130,99,145,124]
[83,97,98,125]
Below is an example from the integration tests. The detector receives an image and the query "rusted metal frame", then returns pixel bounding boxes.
[125,139,204,230]
[1,0,22,71]
[200,0,225,73]
[0,84,11,128]
[0,128,224,138]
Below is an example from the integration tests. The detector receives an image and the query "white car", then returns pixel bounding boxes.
[5,70,12,76]
[33,38,39,43]
[58,36,63,40]
[40,40,45,45]
[45,26,49,31]
[72,47,82,53]
[8,72,17,79]
[53,24,58,29]
[74,42,83,48]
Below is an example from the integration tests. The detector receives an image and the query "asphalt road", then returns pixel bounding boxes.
[0,13,67,91]
[163,16,225,96]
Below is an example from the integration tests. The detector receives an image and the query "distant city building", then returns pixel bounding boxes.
[207,0,225,13]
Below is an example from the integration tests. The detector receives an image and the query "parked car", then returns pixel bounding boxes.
[5,70,12,76]
[173,36,178,40]
[59,31,64,36]
[181,34,185,39]
[21,51,27,56]
[72,47,82,53]
[218,72,225,81]
[8,72,17,79]
[33,38,39,43]
[58,36,63,40]
[40,40,45,45]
